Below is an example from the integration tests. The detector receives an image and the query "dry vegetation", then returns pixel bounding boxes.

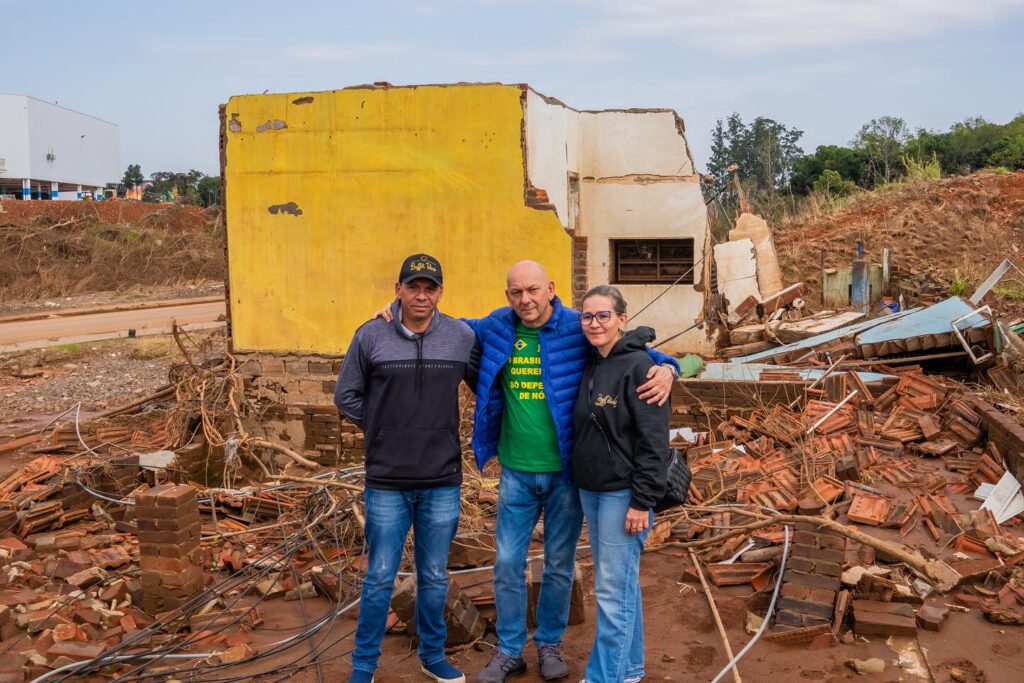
[0,201,225,304]
[772,170,1024,309]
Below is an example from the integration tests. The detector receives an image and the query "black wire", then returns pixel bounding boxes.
[104,529,318,682]
[56,524,313,683]
[45,474,371,682]
[179,495,367,683]
[105,490,365,683]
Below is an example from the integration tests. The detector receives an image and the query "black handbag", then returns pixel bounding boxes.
[654,447,691,513]
[587,377,691,513]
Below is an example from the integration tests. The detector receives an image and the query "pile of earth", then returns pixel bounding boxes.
[772,170,1024,314]
[0,200,225,304]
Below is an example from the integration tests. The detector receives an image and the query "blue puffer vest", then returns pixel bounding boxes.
[466,296,589,480]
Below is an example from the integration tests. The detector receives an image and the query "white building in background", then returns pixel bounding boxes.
[0,94,120,200]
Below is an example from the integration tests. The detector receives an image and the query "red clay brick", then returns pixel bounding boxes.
[787,557,814,573]
[777,597,835,621]
[774,610,804,627]
[916,605,948,632]
[793,530,818,546]
[794,546,845,564]
[814,561,842,578]
[45,640,106,661]
[784,571,841,592]
[852,600,917,637]
[155,484,197,507]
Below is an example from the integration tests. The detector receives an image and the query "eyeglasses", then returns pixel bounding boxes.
[580,311,614,325]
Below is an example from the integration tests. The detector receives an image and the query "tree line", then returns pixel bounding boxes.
[705,112,1024,215]
[122,164,220,207]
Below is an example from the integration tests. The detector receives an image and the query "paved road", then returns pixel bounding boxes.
[0,300,226,351]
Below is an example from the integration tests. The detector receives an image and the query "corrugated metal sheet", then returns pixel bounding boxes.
[700,362,894,384]
[734,297,989,364]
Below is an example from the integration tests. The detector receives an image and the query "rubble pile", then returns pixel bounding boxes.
[0,372,505,681]
[659,359,1024,652]
[0,449,371,681]
[0,301,1020,679]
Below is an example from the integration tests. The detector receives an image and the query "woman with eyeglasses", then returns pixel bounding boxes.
[571,285,670,683]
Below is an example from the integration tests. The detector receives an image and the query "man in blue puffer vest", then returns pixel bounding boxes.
[470,261,679,683]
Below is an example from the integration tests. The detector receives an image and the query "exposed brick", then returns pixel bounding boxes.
[815,561,842,578]
[45,640,106,661]
[818,535,846,551]
[916,605,948,632]
[793,530,818,546]
[784,571,841,592]
[284,359,310,375]
[136,525,200,546]
[134,483,177,507]
[792,546,845,565]
[786,557,814,573]
[774,610,804,627]
[139,555,201,573]
[777,597,835,621]
[780,583,809,600]
[852,600,917,637]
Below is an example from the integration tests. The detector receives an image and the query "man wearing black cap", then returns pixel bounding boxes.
[335,253,478,683]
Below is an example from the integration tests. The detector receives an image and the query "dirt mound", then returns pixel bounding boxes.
[773,170,1024,309]
[0,200,225,303]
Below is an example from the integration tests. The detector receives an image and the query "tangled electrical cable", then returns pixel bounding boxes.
[31,468,369,683]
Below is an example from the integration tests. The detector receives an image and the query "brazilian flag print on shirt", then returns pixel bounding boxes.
[497,322,562,472]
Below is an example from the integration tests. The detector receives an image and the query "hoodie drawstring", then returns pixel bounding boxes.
[415,334,424,397]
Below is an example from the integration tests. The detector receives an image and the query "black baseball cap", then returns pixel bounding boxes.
[398,253,443,286]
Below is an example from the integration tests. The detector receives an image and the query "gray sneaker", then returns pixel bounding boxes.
[537,645,569,681]
[476,651,527,683]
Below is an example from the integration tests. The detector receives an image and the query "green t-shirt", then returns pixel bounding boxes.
[497,323,562,472]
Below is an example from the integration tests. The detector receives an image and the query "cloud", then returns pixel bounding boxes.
[144,35,409,64]
[448,45,631,67]
[281,43,409,62]
[590,0,1024,53]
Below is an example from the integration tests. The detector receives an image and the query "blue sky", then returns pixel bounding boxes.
[4,0,1023,177]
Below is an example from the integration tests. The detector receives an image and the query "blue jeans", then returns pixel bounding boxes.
[579,488,651,683]
[493,467,584,658]
[351,486,461,675]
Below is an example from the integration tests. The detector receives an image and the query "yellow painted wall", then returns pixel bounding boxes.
[224,84,572,354]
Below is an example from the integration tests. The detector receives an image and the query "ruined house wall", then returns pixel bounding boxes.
[225,83,714,457]
[580,178,712,354]
[521,100,712,353]
[579,110,710,354]
[223,83,572,355]
[579,109,695,178]
[523,89,581,231]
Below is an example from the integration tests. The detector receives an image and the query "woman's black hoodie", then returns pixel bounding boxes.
[571,326,670,511]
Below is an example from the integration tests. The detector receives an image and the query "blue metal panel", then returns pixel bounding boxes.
[733,308,920,363]
[734,297,989,364]
[700,362,894,384]
[855,297,986,345]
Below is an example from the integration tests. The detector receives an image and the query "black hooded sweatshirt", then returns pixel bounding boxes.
[334,301,479,489]
[571,326,670,511]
